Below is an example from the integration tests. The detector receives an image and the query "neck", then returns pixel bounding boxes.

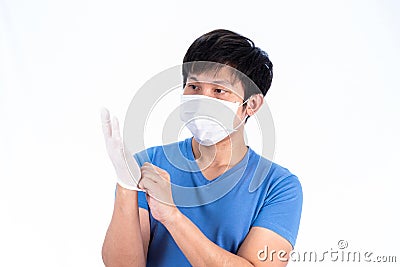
[191,128,248,168]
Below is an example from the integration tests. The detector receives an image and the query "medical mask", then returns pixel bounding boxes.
[180,94,248,146]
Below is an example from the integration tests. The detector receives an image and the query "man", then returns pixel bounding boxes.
[101,29,302,266]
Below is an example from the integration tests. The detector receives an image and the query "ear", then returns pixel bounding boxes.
[245,94,264,116]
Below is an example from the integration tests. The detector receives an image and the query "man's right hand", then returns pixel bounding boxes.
[101,109,148,266]
[101,107,141,191]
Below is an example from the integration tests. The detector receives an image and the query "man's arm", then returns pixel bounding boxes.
[138,162,293,267]
[100,108,151,266]
[237,227,292,266]
[101,184,147,267]
[163,211,291,267]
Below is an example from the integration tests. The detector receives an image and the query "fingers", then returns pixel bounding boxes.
[100,107,122,141]
[138,163,175,206]
[138,175,156,191]
[139,163,161,184]
[142,162,169,180]
[101,107,111,138]
[138,162,170,190]
[143,162,169,177]
[111,116,121,140]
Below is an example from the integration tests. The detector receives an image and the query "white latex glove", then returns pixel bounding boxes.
[101,107,141,191]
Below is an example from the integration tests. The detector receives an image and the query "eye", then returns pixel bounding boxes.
[187,84,199,90]
[214,88,227,94]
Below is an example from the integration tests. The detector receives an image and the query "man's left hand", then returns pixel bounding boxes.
[138,162,179,225]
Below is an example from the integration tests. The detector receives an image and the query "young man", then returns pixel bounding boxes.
[101,29,302,267]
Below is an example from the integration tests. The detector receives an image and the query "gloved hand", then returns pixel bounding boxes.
[101,107,141,191]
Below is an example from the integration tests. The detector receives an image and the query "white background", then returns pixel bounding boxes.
[1,0,399,266]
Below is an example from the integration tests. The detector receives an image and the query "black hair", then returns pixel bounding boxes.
[182,29,273,101]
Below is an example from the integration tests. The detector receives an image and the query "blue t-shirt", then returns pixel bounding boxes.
[133,137,302,267]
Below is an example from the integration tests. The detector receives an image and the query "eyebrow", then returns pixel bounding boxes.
[187,76,233,88]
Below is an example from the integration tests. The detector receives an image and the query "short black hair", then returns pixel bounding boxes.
[182,29,273,101]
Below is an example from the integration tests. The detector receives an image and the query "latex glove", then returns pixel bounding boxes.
[101,107,141,191]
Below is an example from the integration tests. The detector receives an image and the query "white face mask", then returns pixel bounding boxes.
[180,94,248,146]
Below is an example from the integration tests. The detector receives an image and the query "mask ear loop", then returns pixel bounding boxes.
[243,94,260,118]
[233,97,252,130]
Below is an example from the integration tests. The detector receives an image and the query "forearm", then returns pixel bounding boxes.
[102,184,146,267]
[163,211,253,267]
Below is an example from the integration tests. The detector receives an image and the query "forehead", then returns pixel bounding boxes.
[186,66,245,98]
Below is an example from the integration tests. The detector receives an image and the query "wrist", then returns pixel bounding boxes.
[116,183,138,198]
[162,207,182,229]
[114,184,139,214]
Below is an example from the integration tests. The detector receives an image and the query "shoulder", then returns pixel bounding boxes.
[247,148,302,196]
[270,161,302,190]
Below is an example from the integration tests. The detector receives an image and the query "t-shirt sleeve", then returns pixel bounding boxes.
[133,150,151,211]
[252,174,303,248]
